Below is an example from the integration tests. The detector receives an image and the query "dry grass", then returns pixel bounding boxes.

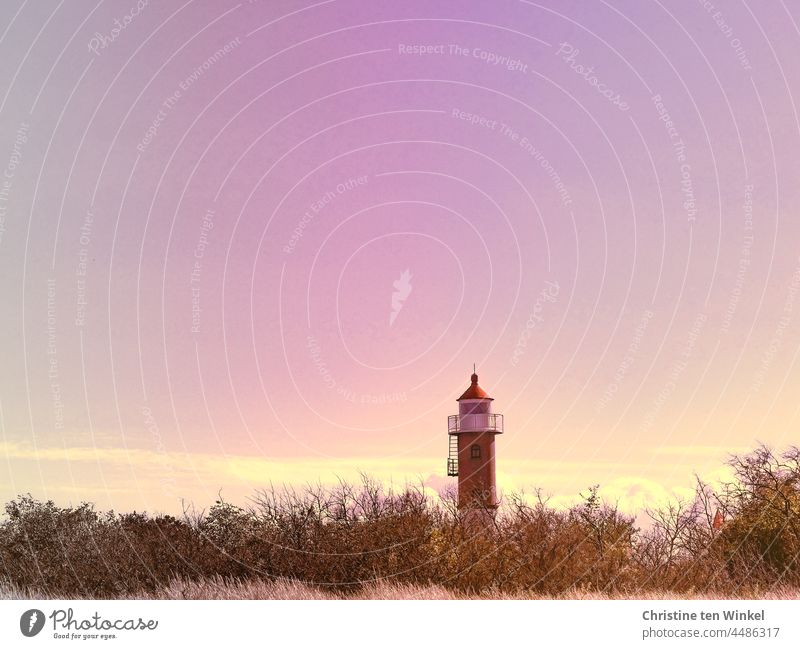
[0,579,49,600]
[126,582,800,600]
[3,576,797,600]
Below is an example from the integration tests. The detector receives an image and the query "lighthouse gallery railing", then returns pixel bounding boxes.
[447,413,504,434]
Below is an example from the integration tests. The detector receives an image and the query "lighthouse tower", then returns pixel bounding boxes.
[447,369,503,512]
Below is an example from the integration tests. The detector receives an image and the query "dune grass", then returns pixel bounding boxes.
[3,576,798,600]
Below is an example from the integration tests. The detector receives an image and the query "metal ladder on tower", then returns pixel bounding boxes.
[447,435,459,476]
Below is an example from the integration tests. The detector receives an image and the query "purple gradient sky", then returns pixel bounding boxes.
[1,0,800,513]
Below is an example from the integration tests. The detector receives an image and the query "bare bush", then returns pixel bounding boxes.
[1,446,799,598]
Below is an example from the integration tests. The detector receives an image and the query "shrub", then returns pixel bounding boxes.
[1,446,798,598]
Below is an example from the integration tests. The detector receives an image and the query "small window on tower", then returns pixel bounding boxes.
[470,444,481,459]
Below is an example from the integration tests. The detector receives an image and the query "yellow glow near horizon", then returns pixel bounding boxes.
[0,441,738,516]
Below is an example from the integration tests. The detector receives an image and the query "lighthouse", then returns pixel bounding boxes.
[447,369,503,512]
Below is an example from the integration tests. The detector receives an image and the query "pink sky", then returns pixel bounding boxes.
[1,0,799,514]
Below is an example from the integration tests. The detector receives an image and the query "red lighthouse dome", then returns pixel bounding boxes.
[457,372,493,401]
